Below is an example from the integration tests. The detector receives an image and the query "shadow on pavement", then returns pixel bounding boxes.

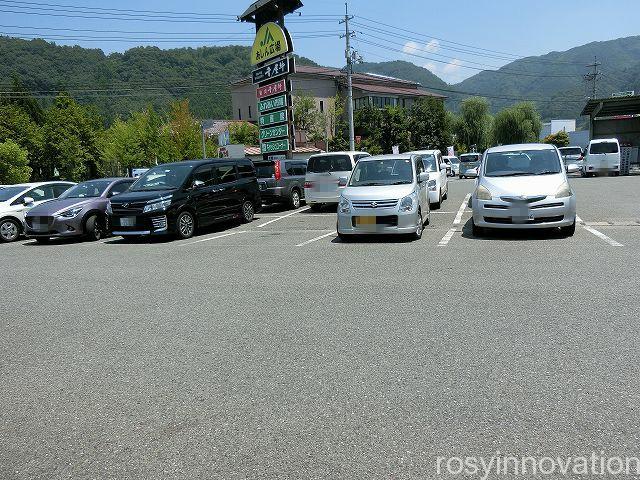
[460,218,571,241]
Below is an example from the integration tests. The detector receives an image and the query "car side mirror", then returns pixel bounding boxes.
[192,180,205,189]
[338,177,348,187]
[566,164,579,174]
[418,172,429,183]
[23,196,34,205]
[440,163,448,170]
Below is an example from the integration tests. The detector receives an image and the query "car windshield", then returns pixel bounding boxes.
[484,149,562,177]
[59,180,111,199]
[130,164,194,191]
[560,147,582,156]
[460,154,480,163]
[307,155,352,173]
[449,158,459,164]
[421,154,437,172]
[590,142,618,154]
[349,158,414,186]
[0,186,27,201]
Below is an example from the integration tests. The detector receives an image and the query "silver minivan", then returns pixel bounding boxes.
[304,151,370,211]
[337,154,430,240]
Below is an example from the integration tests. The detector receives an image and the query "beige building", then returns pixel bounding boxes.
[230,65,446,141]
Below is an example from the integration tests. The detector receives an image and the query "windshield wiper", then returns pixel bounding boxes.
[390,181,410,185]
[535,170,560,175]
[358,182,381,186]
[491,172,531,177]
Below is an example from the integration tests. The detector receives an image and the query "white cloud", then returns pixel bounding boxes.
[423,62,437,72]
[424,39,440,53]
[402,41,420,54]
[443,59,463,74]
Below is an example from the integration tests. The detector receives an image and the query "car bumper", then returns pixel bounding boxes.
[584,164,619,173]
[337,208,419,235]
[259,185,288,203]
[24,215,84,238]
[110,214,170,236]
[305,188,341,205]
[473,196,576,229]
[428,188,439,203]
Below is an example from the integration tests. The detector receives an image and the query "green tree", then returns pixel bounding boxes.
[163,99,203,161]
[492,102,543,145]
[543,130,570,148]
[0,140,31,183]
[408,97,451,152]
[229,121,258,146]
[41,94,101,181]
[293,93,325,142]
[354,105,383,147]
[0,104,42,179]
[380,106,411,153]
[455,97,492,151]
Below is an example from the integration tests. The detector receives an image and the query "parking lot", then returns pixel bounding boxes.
[2,175,640,479]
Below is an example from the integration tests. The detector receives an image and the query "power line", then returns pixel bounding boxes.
[1,32,340,42]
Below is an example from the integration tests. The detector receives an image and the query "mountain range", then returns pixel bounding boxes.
[1,34,639,124]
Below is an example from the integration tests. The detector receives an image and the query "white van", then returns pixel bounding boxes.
[583,138,620,176]
[304,151,370,211]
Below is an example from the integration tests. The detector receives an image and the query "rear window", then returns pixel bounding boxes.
[254,161,275,178]
[460,154,480,163]
[307,155,352,173]
[590,142,618,154]
[559,147,582,156]
[285,161,307,176]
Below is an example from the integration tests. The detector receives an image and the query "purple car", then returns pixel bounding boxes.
[24,178,135,243]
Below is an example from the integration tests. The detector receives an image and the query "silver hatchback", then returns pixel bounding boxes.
[337,154,430,240]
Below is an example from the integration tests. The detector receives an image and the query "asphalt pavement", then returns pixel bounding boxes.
[1,175,639,479]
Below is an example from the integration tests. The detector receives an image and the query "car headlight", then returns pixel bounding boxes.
[475,185,492,200]
[106,200,112,215]
[400,194,415,212]
[338,196,351,214]
[143,195,172,213]
[57,206,83,218]
[555,181,573,198]
[427,179,437,191]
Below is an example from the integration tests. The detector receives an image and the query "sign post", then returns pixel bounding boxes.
[241,1,301,161]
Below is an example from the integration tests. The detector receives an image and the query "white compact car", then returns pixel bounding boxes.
[337,154,430,240]
[304,151,370,211]
[0,182,75,242]
[405,149,448,209]
[471,144,578,237]
[583,138,620,176]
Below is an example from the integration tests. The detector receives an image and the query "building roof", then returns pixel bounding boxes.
[581,95,640,117]
[231,65,446,99]
[203,120,247,137]
[244,145,324,156]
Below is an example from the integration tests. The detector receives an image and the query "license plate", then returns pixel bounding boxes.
[119,217,136,227]
[355,216,376,226]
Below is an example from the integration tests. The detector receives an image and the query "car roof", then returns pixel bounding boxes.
[308,151,369,158]
[0,181,73,189]
[153,158,252,167]
[405,149,439,155]
[589,138,619,144]
[559,146,582,149]
[359,154,416,161]
[486,143,557,154]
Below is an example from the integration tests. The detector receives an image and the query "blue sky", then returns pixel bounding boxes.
[2,0,639,84]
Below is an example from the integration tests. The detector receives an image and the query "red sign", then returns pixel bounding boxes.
[256,79,287,100]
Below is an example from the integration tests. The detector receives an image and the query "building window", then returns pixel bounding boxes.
[248,105,252,118]
[319,100,324,113]
[238,108,242,120]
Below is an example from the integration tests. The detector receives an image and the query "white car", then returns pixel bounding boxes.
[471,144,577,236]
[304,151,370,211]
[583,138,620,177]
[405,149,448,209]
[444,156,460,176]
[0,181,75,242]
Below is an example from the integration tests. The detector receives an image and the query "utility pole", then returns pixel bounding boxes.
[340,2,355,151]
[584,56,601,99]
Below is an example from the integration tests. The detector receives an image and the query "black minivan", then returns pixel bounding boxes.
[107,158,261,240]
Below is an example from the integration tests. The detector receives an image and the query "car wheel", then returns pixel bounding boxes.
[85,214,104,241]
[472,219,483,237]
[432,192,441,210]
[412,211,423,240]
[458,175,462,179]
[289,189,301,209]
[176,211,195,239]
[443,188,448,200]
[35,237,50,244]
[309,204,323,212]
[241,200,255,223]
[0,218,21,243]
[560,221,576,237]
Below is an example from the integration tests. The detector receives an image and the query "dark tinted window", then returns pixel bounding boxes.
[559,147,582,156]
[460,154,481,163]
[254,161,275,178]
[108,180,135,197]
[215,164,238,183]
[192,165,214,186]
[354,154,371,162]
[237,163,255,179]
[285,161,307,176]
[0,186,27,202]
[484,149,561,177]
[307,155,352,173]
[13,185,55,204]
[590,142,618,154]
[131,164,194,191]
[60,180,111,199]
[53,184,72,197]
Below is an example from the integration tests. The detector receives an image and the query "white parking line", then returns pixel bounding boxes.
[178,230,248,246]
[576,215,623,247]
[453,194,471,225]
[296,231,335,247]
[438,228,457,247]
[256,206,310,228]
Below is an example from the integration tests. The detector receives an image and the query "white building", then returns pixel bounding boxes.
[540,119,576,139]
